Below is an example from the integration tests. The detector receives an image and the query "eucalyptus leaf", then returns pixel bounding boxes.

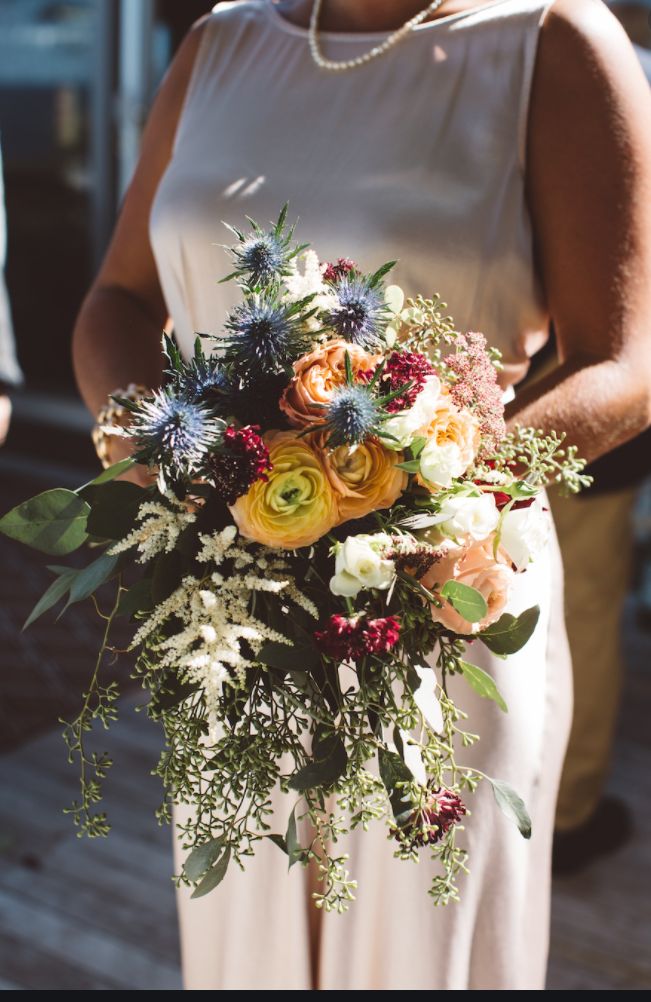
[459,661,508,713]
[77,457,136,492]
[288,735,347,792]
[285,805,304,869]
[85,481,148,540]
[116,577,153,618]
[378,747,413,820]
[60,551,119,613]
[395,460,422,473]
[479,606,540,655]
[23,568,77,630]
[488,777,532,839]
[440,580,488,624]
[183,836,226,882]
[0,489,89,555]
[190,847,231,898]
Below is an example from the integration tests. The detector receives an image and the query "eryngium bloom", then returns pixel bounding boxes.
[129,390,222,478]
[222,294,313,377]
[234,233,286,287]
[324,275,389,349]
[174,356,235,413]
[324,385,382,447]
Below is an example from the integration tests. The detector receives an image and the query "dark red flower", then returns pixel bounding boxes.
[358,350,436,412]
[395,788,467,848]
[314,614,401,663]
[322,257,357,283]
[208,424,272,505]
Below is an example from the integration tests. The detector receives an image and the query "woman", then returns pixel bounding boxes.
[71,0,651,990]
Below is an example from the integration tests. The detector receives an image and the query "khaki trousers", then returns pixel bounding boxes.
[550,485,639,832]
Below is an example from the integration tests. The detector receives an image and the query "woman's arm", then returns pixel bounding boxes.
[507,0,651,465]
[72,16,210,419]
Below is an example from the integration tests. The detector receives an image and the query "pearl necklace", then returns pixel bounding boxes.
[308,0,448,72]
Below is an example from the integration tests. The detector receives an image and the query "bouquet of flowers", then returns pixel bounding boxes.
[0,206,591,911]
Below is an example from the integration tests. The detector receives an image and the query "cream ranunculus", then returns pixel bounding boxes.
[417,397,481,489]
[229,431,338,549]
[329,532,396,597]
[279,338,381,429]
[310,431,408,524]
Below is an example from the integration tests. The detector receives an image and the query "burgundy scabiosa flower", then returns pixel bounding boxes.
[359,350,436,412]
[322,257,356,283]
[396,788,467,848]
[314,614,401,664]
[208,424,272,505]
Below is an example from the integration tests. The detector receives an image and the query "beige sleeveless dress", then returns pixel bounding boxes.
[149,0,572,989]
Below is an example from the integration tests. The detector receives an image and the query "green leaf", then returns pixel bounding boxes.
[410,436,427,458]
[190,847,231,898]
[84,481,148,540]
[440,580,488,624]
[378,747,413,821]
[0,489,89,555]
[395,460,421,473]
[77,458,136,492]
[479,606,540,655]
[488,777,532,839]
[116,577,153,618]
[368,259,397,287]
[267,833,287,854]
[23,568,77,630]
[60,551,119,614]
[256,641,319,673]
[183,837,226,882]
[288,734,347,792]
[285,805,306,869]
[459,661,508,713]
[151,549,184,604]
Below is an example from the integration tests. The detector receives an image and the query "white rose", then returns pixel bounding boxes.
[430,493,500,542]
[380,376,442,451]
[499,496,550,571]
[329,532,395,597]
[418,439,465,489]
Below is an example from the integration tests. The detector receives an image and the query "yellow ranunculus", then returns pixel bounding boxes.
[310,431,407,524]
[229,430,338,549]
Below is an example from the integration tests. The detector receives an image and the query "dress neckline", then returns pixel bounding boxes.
[264,0,514,41]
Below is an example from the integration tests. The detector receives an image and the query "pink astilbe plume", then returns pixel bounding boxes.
[447,332,505,453]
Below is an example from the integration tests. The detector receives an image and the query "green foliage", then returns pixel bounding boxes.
[440,580,488,624]
[459,661,508,713]
[479,606,540,655]
[0,488,89,555]
[488,777,532,839]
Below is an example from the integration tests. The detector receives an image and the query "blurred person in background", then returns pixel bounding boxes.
[551,0,651,873]
[0,137,23,446]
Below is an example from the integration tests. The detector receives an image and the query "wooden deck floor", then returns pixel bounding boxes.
[1,656,650,991]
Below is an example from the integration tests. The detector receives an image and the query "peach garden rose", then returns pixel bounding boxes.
[310,431,408,523]
[420,536,514,634]
[417,394,481,490]
[279,338,382,429]
[229,430,338,549]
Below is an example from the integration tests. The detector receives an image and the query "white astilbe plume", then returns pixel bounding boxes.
[131,524,318,739]
[109,495,196,563]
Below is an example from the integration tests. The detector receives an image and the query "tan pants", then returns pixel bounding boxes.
[550,485,638,832]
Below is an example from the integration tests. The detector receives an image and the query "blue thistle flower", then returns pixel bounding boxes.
[324,276,389,349]
[130,389,223,477]
[222,294,312,377]
[221,204,308,291]
[236,234,285,287]
[324,385,382,447]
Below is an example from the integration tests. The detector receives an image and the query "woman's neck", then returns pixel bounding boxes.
[272,1,485,33]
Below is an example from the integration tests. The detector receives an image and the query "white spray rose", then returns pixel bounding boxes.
[430,493,500,542]
[329,532,396,597]
[499,495,550,571]
[418,439,466,489]
[380,375,442,451]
